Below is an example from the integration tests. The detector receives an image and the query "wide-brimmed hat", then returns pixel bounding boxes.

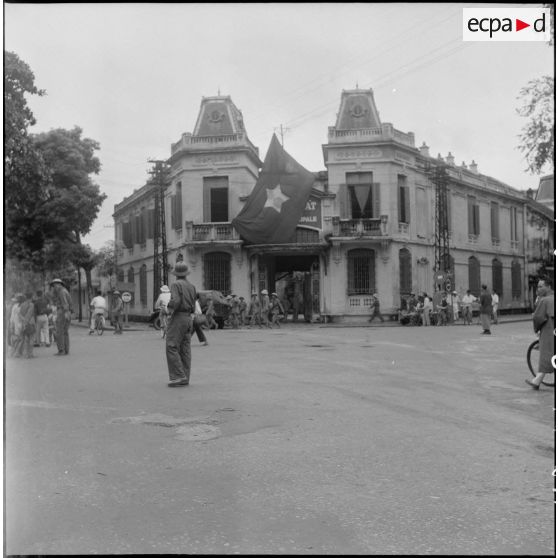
[173,262,189,276]
[113,290,121,295]
[271,292,278,297]
[50,278,63,286]
[15,292,25,302]
[160,285,170,293]
[261,289,268,295]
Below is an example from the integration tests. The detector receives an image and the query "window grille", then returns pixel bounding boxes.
[139,265,147,305]
[347,249,375,295]
[511,260,522,300]
[204,252,231,294]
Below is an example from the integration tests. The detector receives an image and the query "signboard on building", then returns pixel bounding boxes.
[298,196,322,229]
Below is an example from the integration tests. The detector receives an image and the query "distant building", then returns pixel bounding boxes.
[113,89,554,322]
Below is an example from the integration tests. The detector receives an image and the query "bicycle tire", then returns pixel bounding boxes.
[153,316,162,331]
[527,339,555,387]
[95,316,104,335]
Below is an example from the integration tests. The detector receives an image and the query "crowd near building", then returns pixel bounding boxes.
[112,88,554,324]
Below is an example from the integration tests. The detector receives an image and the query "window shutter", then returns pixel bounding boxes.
[372,183,381,218]
[474,205,480,235]
[203,183,211,222]
[468,198,474,235]
[404,187,410,224]
[147,209,154,239]
[338,184,348,219]
[175,187,182,230]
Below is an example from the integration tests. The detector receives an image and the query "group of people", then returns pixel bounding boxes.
[243,290,285,329]
[7,278,73,358]
[397,288,501,329]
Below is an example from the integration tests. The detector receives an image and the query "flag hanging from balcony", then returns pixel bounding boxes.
[232,134,315,245]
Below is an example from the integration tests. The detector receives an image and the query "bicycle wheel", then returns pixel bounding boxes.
[527,339,555,387]
[96,316,104,335]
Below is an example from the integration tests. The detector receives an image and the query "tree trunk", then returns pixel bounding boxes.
[77,265,82,322]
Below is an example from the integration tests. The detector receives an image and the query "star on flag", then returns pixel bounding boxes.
[264,184,289,213]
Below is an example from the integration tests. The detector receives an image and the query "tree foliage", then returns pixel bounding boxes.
[516,75,555,175]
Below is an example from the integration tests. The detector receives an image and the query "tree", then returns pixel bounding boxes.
[516,76,555,175]
[4,50,52,260]
[516,4,555,175]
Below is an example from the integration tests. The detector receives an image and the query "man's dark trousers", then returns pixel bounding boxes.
[166,312,192,382]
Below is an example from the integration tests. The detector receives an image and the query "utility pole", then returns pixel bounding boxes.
[149,160,170,304]
[274,124,289,147]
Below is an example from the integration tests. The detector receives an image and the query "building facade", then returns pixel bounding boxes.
[113,89,552,322]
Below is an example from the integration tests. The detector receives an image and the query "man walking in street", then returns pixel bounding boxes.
[50,278,72,355]
[526,278,555,390]
[368,293,385,323]
[165,262,197,387]
[479,284,492,335]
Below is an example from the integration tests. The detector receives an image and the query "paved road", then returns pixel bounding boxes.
[5,320,555,555]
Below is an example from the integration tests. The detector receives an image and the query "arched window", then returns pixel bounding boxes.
[347,249,376,295]
[399,248,412,296]
[468,256,480,296]
[117,268,125,282]
[492,259,503,298]
[204,252,231,294]
[127,267,135,284]
[511,260,522,300]
[139,264,147,305]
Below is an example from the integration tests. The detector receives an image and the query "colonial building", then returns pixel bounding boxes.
[113,89,552,322]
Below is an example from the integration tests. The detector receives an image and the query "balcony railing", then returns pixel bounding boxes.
[327,123,415,147]
[185,222,240,242]
[333,217,386,237]
[171,132,259,156]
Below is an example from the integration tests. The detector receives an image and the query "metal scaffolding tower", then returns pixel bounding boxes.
[149,160,170,303]
[426,161,452,291]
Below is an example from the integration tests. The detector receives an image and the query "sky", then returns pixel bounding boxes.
[4,2,554,250]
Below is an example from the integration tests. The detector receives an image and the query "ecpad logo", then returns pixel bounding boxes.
[463,8,550,41]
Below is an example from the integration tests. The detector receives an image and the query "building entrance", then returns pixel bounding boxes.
[257,254,320,322]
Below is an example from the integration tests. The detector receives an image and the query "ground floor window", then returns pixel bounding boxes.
[511,260,522,300]
[399,248,412,296]
[468,256,480,296]
[139,264,147,304]
[492,258,503,297]
[204,251,231,294]
[347,248,376,295]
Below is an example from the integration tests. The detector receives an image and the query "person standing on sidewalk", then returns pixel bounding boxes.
[111,291,124,334]
[526,278,555,390]
[50,278,72,355]
[479,284,492,335]
[491,290,500,324]
[34,290,51,347]
[165,262,197,387]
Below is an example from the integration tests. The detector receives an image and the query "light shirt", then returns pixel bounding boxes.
[462,294,475,306]
[90,295,106,311]
[155,292,171,310]
[491,293,499,305]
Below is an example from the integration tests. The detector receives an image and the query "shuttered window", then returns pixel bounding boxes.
[344,172,380,219]
[511,260,522,299]
[139,265,147,304]
[492,259,503,297]
[347,248,376,295]
[399,248,412,295]
[468,256,480,296]
[171,182,183,230]
[510,206,518,242]
[398,175,410,224]
[147,209,155,239]
[490,202,500,242]
[468,196,480,236]
[127,267,135,284]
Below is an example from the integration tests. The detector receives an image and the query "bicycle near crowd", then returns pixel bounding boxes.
[154,284,171,339]
[89,290,107,336]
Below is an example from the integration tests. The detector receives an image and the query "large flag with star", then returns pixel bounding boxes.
[232,134,315,244]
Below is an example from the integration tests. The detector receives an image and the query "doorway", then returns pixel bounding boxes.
[258,254,320,322]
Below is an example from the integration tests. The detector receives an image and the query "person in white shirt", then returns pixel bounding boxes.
[154,285,171,328]
[421,293,433,326]
[491,291,499,324]
[461,290,476,325]
[89,290,107,334]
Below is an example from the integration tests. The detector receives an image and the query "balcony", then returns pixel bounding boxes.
[327,123,415,148]
[331,216,388,238]
[184,221,240,243]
